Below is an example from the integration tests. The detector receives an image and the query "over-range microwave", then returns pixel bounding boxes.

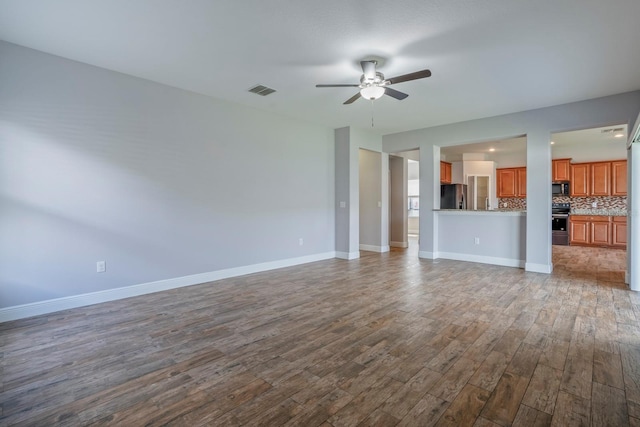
[552,181,570,196]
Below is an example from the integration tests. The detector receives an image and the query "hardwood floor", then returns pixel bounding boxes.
[1,243,638,426]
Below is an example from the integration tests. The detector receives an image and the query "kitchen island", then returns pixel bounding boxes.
[432,209,526,268]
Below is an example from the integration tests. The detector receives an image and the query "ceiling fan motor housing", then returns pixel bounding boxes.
[360,72,386,88]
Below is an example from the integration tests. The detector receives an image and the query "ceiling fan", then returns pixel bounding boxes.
[316,60,431,104]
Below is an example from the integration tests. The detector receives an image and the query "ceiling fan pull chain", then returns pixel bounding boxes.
[371,99,375,127]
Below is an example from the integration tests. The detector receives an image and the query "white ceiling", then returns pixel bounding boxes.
[1,0,640,135]
[440,124,628,164]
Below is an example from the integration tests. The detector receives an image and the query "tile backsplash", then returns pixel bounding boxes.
[497,196,627,212]
[552,196,627,210]
[497,198,527,210]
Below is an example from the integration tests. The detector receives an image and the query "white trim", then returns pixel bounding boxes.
[419,251,437,259]
[335,251,360,260]
[0,251,337,322]
[525,262,553,274]
[390,241,408,248]
[359,244,389,253]
[437,252,525,269]
[628,110,640,147]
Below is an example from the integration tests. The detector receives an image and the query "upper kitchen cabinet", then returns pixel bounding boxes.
[552,159,571,182]
[497,168,516,198]
[590,161,611,196]
[497,167,526,198]
[611,160,627,196]
[570,160,626,197]
[570,163,590,196]
[440,161,452,184]
[516,167,527,198]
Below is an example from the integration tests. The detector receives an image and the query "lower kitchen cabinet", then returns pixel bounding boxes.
[569,215,626,248]
[590,220,611,246]
[612,216,627,247]
[569,220,589,245]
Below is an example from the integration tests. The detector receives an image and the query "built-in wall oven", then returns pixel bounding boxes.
[552,202,571,245]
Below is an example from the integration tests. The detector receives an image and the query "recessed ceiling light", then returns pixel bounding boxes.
[550,141,555,145]
[489,148,495,152]
[614,133,624,138]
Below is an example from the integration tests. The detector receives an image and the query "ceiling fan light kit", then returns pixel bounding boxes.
[360,85,385,100]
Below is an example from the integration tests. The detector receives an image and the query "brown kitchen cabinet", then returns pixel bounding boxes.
[570,219,589,245]
[611,160,627,196]
[516,167,526,198]
[440,161,452,184]
[612,216,627,247]
[497,167,526,198]
[570,215,618,247]
[570,163,590,196]
[570,160,626,197]
[552,158,571,182]
[590,161,611,196]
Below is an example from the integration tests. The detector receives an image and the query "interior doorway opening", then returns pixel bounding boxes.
[389,150,419,251]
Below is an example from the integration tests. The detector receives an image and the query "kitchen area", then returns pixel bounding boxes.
[549,158,627,249]
[431,124,628,268]
[492,128,628,251]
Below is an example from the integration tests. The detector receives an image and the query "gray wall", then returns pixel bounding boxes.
[0,41,335,308]
[334,127,352,256]
[437,212,526,266]
[334,126,385,258]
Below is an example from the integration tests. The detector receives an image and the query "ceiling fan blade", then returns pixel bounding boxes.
[361,61,376,80]
[316,84,360,87]
[386,69,431,85]
[384,87,409,100]
[343,92,361,104]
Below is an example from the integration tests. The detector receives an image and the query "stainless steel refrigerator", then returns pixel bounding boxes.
[440,184,467,209]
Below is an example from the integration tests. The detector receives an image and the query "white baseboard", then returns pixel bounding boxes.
[390,241,408,248]
[437,252,525,269]
[525,262,553,274]
[335,251,360,260]
[359,244,390,253]
[418,251,436,259]
[0,251,337,322]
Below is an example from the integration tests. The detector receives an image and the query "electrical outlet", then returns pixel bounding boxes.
[592,201,598,208]
[503,202,508,208]
[298,238,303,246]
[474,237,480,245]
[96,261,106,273]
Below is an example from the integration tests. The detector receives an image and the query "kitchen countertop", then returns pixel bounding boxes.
[434,209,526,216]
[570,209,627,216]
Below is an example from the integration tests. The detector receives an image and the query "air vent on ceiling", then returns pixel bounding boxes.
[601,127,624,133]
[248,85,276,96]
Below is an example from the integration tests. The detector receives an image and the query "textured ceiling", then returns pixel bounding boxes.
[1,0,640,135]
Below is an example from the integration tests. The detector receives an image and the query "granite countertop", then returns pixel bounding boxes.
[435,209,526,213]
[571,208,627,216]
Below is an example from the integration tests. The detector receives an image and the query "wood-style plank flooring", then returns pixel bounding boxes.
[1,241,638,426]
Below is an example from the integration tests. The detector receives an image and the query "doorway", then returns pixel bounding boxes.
[467,175,491,210]
[388,150,419,251]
